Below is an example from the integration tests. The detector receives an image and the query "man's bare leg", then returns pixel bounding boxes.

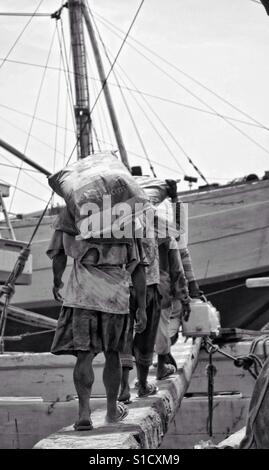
[136,362,158,397]
[136,363,149,388]
[119,366,131,403]
[73,351,95,427]
[103,350,124,422]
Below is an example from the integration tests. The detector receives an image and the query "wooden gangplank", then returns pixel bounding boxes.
[34,337,201,449]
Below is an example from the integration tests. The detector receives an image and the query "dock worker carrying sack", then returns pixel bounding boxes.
[48,151,150,239]
[134,176,182,240]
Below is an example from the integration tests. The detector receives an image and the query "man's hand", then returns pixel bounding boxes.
[188,280,207,302]
[0,283,15,299]
[165,179,178,200]
[182,301,191,322]
[135,307,147,334]
[53,281,64,303]
[188,280,200,298]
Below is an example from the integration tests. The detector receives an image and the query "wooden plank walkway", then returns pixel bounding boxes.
[217,427,246,448]
[34,337,201,449]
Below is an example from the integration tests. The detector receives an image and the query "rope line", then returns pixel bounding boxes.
[97,14,269,160]
[56,20,77,137]
[88,4,157,177]
[0,177,48,203]
[112,60,187,176]
[0,102,75,134]
[3,55,268,131]
[94,10,269,132]
[86,0,145,118]
[0,12,51,17]
[9,25,57,212]
[0,0,44,72]
[93,16,206,181]
[0,114,70,164]
[59,17,76,116]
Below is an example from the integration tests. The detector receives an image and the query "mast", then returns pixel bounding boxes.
[82,3,131,171]
[68,0,92,159]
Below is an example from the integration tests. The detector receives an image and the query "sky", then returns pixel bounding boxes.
[0,0,269,215]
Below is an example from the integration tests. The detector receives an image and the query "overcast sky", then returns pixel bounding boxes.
[0,0,269,214]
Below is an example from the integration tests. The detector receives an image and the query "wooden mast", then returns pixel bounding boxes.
[82,2,131,171]
[68,0,92,159]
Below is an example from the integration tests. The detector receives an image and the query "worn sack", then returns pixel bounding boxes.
[48,152,149,239]
[134,176,168,205]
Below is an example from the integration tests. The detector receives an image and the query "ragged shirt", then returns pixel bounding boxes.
[47,227,147,315]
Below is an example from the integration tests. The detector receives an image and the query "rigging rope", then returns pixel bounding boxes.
[0,0,44,72]
[205,282,246,297]
[97,14,269,160]
[89,61,107,150]
[0,150,50,189]
[116,89,269,132]
[3,54,268,132]
[95,10,269,133]
[130,84,208,183]
[95,137,186,175]
[88,3,157,178]
[56,22,77,141]
[85,0,145,118]
[3,55,268,131]
[53,43,62,174]
[62,48,73,165]
[92,126,101,152]
[112,60,188,176]
[59,18,76,119]
[93,17,207,182]
[9,25,57,213]
[0,113,70,165]
[0,102,75,135]
[0,161,45,173]
[58,24,76,134]
[0,177,48,203]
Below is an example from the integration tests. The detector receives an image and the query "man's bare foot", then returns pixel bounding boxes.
[118,384,131,404]
[156,364,176,380]
[74,418,93,431]
[106,402,129,423]
[137,382,158,398]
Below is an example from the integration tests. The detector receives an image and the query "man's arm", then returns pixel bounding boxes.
[168,244,191,321]
[52,252,67,302]
[131,263,147,334]
[179,247,201,298]
[166,185,202,300]
[47,229,67,302]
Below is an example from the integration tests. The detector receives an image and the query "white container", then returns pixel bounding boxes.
[182,299,221,338]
